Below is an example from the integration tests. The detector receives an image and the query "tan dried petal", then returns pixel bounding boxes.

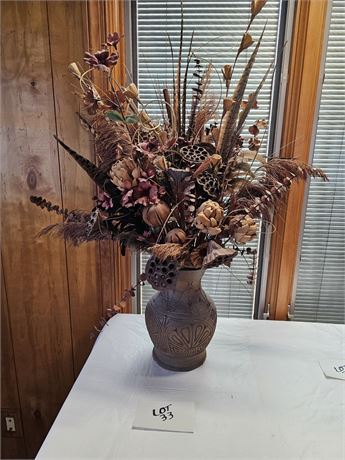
[123,83,139,99]
[222,64,232,81]
[251,0,267,18]
[68,62,82,78]
[239,33,254,53]
[208,227,222,236]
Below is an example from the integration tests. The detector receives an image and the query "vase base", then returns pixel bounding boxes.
[152,348,207,372]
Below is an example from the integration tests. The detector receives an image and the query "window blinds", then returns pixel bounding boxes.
[293,1,345,324]
[137,0,280,317]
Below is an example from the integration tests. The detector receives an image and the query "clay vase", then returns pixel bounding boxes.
[145,269,217,371]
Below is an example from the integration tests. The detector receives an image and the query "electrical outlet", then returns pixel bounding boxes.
[5,416,16,432]
[1,410,22,438]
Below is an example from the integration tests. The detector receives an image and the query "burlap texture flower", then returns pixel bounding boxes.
[231,215,257,244]
[109,158,141,190]
[194,200,224,236]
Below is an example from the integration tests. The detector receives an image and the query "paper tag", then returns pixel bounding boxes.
[132,401,195,433]
[319,360,345,380]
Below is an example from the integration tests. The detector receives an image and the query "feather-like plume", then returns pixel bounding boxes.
[30,196,68,218]
[38,220,113,246]
[54,135,107,183]
[54,135,121,199]
[236,60,274,136]
[175,3,184,136]
[150,242,187,261]
[93,115,133,165]
[186,57,203,140]
[181,31,195,136]
[218,25,266,160]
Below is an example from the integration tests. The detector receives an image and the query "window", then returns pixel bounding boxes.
[293,0,345,324]
[136,0,282,316]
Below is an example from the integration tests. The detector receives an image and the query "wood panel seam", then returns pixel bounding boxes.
[45,0,75,379]
[1,254,28,457]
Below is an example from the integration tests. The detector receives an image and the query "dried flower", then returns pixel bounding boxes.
[84,49,119,71]
[143,201,170,227]
[194,200,224,236]
[121,179,161,207]
[96,191,113,210]
[109,158,141,190]
[231,215,257,244]
[83,87,102,115]
[106,32,121,48]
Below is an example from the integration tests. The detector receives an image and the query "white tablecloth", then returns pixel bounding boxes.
[37,315,345,460]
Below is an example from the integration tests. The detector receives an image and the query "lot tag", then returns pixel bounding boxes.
[132,401,195,433]
[319,360,345,380]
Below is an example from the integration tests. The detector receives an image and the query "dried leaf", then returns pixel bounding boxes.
[222,64,232,82]
[249,124,259,136]
[106,110,124,122]
[251,0,267,19]
[239,33,254,54]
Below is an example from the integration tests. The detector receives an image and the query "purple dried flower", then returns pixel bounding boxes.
[121,179,161,208]
[96,191,113,210]
[84,48,119,72]
[106,32,121,48]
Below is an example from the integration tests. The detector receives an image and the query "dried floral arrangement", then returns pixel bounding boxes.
[31,0,327,301]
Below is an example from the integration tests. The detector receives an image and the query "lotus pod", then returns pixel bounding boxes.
[145,256,178,291]
[180,144,210,164]
[196,171,220,198]
[202,241,237,269]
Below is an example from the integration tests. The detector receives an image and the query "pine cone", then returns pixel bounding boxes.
[194,200,224,236]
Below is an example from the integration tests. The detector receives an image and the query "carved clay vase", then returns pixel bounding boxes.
[145,269,217,371]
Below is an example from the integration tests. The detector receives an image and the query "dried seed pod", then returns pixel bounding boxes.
[196,171,220,198]
[123,83,138,99]
[180,144,210,164]
[165,228,187,244]
[142,201,170,227]
[145,256,178,291]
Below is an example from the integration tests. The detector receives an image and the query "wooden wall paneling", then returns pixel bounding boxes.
[105,0,132,312]
[1,260,27,459]
[264,0,328,320]
[86,0,132,313]
[85,0,117,316]
[46,0,104,375]
[1,1,75,456]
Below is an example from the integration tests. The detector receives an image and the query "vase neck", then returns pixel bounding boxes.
[174,269,205,291]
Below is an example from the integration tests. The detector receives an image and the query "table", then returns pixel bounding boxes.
[36,315,344,459]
